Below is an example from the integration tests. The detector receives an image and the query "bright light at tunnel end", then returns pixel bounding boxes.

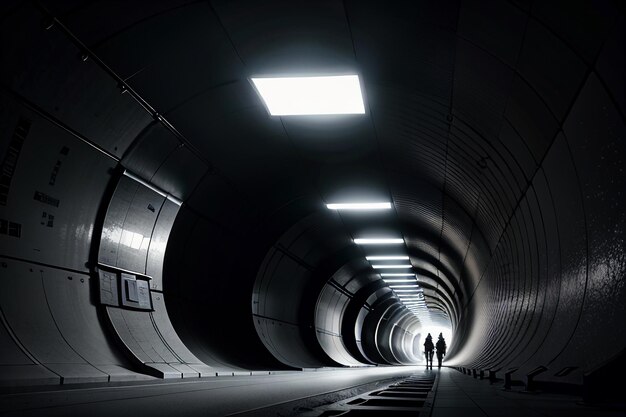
[251,74,365,116]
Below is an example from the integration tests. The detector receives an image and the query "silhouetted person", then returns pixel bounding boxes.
[424,333,434,369]
[436,333,446,368]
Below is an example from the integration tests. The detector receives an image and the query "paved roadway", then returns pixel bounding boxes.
[0,366,420,416]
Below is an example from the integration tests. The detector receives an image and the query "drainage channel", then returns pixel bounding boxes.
[301,371,437,416]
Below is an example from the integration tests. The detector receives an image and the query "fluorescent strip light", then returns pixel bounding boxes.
[251,75,365,116]
[326,202,391,210]
[380,273,415,277]
[354,238,404,245]
[372,264,412,269]
[383,279,416,283]
[394,289,422,292]
[366,256,409,261]
[388,285,420,288]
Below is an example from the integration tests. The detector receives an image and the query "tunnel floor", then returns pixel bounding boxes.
[1,367,623,417]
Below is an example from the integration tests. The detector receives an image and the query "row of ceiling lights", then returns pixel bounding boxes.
[251,74,430,322]
[326,202,430,321]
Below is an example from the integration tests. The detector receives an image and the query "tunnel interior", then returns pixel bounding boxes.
[0,0,625,397]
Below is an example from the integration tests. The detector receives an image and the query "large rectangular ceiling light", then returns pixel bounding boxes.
[251,75,365,116]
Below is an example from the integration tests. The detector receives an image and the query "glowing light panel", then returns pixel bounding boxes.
[251,75,365,116]
[354,238,404,245]
[372,264,412,269]
[326,202,391,210]
[366,256,409,260]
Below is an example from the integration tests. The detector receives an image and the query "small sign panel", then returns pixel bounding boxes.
[99,270,119,307]
[137,280,151,310]
[98,266,153,311]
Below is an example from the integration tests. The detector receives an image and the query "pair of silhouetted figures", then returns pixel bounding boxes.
[424,333,446,368]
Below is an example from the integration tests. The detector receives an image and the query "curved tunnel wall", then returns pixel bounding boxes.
[315,275,365,367]
[0,0,624,390]
[0,93,137,384]
[97,173,213,378]
[250,210,423,368]
[441,7,626,384]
